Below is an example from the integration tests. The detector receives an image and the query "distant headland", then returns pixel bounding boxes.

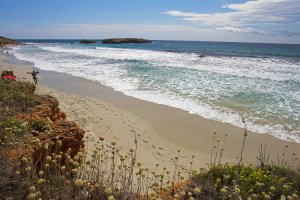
[79,39,96,44]
[0,36,18,47]
[102,38,152,44]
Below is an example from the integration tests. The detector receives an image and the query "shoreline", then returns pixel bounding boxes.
[1,52,300,170]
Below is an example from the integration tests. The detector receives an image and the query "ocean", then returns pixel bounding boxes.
[9,40,300,143]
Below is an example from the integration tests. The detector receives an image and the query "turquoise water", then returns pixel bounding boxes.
[10,40,300,142]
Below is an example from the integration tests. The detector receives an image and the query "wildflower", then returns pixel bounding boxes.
[224,175,230,180]
[174,194,179,198]
[234,186,240,194]
[36,191,41,197]
[265,195,271,200]
[61,166,66,172]
[45,163,50,168]
[75,179,84,188]
[15,170,20,175]
[37,179,45,184]
[21,157,28,162]
[269,186,276,192]
[280,195,286,200]
[220,188,227,195]
[108,195,115,200]
[25,166,31,172]
[38,171,44,177]
[29,186,36,193]
[216,178,222,185]
[28,193,36,200]
[282,184,289,190]
[247,198,252,200]
[194,187,201,194]
[180,191,186,196]
[111,140,117,146]
[255,182,264,188]
[46,156,51,162]
[71,168,78,174]
[188,192,193,197]
[189,197,195,200]
[292,194,298,199]
[57,140,62,147]
[20,122,28,128]
[129,148,134,153]
[77,152,83,157]
[105,187,112,194]
[287,196,293,200]
[74,155,79,161]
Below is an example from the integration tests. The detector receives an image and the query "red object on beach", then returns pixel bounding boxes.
[3,75,16,81]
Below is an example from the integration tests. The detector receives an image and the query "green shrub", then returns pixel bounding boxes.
[193,163,300,199]
[0,79,40,113]
[29,119,49,132]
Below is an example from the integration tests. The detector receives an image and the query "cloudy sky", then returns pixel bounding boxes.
[0,0,299,43]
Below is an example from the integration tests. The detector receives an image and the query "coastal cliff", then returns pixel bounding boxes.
[102,38,152,44]
[0,36,18,47]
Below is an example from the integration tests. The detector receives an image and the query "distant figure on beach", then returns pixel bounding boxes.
[27,70,39,84]
[6,51,8,55]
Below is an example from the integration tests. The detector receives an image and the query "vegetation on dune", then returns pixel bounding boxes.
[0,77,299,199]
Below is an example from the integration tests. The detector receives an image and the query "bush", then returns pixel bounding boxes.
[192,164,300,199]
[29,119,49,132]
[0,79,40,113]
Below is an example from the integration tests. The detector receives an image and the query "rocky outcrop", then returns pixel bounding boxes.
[17,95,85,158]
[0,36,18,47]
[79,39,96,44]
[102,38,152,44]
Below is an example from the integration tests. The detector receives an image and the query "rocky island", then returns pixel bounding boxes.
[102,38,152,44]
[79,39,96,44]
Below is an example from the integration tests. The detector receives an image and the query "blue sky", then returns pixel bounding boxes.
[0,0,300,43]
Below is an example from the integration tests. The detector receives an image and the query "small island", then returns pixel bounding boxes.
[102,38,152,44]
[79,39,96,44]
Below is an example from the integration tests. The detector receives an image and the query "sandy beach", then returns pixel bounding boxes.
[1,52,300,172]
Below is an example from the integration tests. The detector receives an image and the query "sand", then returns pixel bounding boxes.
[1,52,300,173]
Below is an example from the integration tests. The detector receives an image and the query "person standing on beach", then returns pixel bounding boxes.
[27,70,39,84]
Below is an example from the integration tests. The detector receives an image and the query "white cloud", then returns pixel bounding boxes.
[216,27,269,34]
[164,0,300,34]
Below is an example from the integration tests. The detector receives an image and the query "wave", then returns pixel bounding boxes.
[10,44,300,143]
[36,45,300,82]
